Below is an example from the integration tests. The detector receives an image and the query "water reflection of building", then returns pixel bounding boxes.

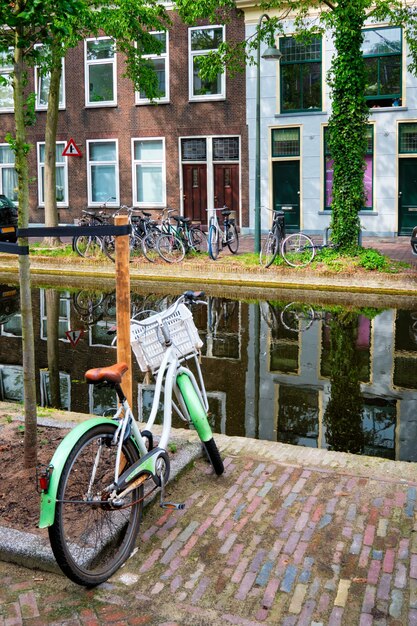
[1,286,417,463]
[0,289,248,435]
[255,303,417,462]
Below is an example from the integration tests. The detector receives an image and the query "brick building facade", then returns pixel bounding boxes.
[0,9,248,228]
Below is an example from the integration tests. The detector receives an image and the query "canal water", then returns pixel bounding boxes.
[0,280,416,462]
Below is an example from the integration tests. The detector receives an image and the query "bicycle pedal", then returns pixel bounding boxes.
[160,502,185,510]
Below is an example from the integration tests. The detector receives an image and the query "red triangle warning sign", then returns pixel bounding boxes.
[65,329,84,347]
[62,138,82,157]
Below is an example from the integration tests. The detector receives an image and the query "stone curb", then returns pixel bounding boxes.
[0,253,417,296]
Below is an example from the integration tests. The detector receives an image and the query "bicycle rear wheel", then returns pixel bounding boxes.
[189,227,208,253]
[281,233,315,267]
[208,225,219,260]
[157,234,185,263]
[48,423,142,587]
[260,232,279,268]
[102,236,116,262]
[226,223,239,254]
[74,235,103,259]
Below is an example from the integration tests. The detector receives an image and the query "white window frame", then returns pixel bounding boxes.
[84,37,117,107]
[0,143,17,202]
[0,365,24,402]
[86,139,120,207]
[131,137,166,208]
[0,49,14,113]
[34,44,66,111]
[89,383,117,416]
[136,31,170,105]
[0,294,21,337]
[40,370,71,410]
[188,25,225,102]
[37,141,69,207]
[89,320,118,348]
[40,289,71,342]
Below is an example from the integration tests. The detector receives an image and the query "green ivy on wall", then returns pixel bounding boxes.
[327,0,369,250]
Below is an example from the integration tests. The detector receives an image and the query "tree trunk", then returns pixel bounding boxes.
[46,289,62,408]
[43,46,62,247]
[13,26,38,468]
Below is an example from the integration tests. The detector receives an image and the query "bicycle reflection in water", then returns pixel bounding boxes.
[261,301,333,334]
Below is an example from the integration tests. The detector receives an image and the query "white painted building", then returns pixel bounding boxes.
[237,2,417,237]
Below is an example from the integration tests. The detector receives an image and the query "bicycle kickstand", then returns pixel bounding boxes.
[159,471,185,510]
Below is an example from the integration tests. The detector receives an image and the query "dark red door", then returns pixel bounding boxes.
[183,164,207,223]
[214,164,239,215]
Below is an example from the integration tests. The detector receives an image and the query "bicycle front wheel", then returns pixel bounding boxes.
[226,223,239,254]
[48,423,143,587]
[208,225,219,260]
[141,232,160,263]
[74,235,103,259]
[260,232,279,268]
[281,233,315,267]
[157,234,186,263]
[129,234,143,262]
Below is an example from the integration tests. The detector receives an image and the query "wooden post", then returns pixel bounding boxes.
[115,214,132,408]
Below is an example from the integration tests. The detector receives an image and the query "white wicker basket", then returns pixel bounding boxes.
[131,303,203,373]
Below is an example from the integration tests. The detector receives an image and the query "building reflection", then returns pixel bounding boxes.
[257,301,417,462]
[0,285,416,461]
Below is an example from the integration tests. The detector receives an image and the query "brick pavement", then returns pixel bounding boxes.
[2,434,417,626]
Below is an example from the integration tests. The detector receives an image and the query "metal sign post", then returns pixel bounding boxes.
[115,215,132,408]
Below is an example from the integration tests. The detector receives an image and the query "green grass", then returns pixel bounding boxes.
[29,242,76,257]
[23,241,409,274]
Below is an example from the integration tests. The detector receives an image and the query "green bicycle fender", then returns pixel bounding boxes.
[176,373,213,443]
[39,417,117,529]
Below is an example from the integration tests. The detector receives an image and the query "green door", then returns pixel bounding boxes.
[272,160,300,231]
[399,158,417,235]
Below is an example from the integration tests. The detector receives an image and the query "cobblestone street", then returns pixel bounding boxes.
[2,433,417,626]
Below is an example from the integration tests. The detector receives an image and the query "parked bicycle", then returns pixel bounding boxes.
[207,206,239,260]
[259,208,286,268]
[281,231,338,267]
[102,206,160,263]
[170,213,207,254]
[148,208,207,263]
[72,208,111,259]
[39,291,224,587]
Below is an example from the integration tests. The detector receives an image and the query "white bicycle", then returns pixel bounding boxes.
[39,291,224,587]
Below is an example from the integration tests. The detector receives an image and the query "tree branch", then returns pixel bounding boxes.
[321,0,336,10]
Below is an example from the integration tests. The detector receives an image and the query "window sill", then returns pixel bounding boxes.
[318,211,378,215]
[136,100,170,106]
[189,96,226,103]
[276,110,327,118]
[85,103,118,109]
[369,106,407,113]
